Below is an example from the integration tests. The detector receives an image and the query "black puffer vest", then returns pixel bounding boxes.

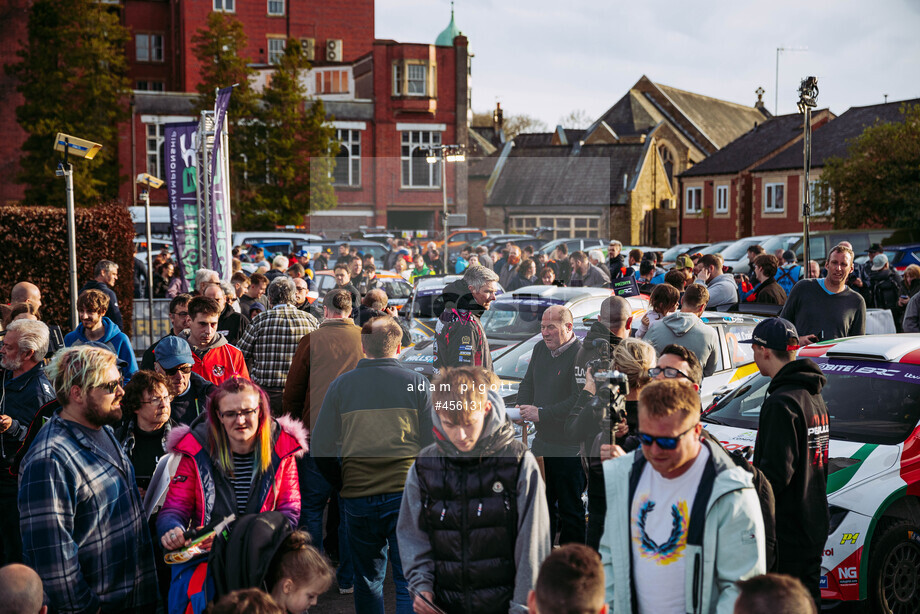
[415,421,527,614]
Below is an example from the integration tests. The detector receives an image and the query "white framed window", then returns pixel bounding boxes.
[685,187,702,214]
[764,182,785,213]
[136,34,164,62]
[805,180,833,216]
[333,129,361,187]
[267,0,284,16]
[392,64,402,95]
[510,215,600,239]
[146,123,165,180]
[401,131,441,188]
[214,0,235,11]
[715,185,729,214]
[268,38,286,64]
[407,64,427,96]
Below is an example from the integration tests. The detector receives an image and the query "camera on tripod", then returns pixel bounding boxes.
[583,339,630,446]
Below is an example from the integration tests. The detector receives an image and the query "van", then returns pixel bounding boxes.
[232,231,323,247]
[790,229,901,265]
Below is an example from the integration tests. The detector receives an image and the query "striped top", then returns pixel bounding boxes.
[231,451,255,514]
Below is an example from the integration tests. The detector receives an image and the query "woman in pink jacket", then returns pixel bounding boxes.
[156,376,306,613]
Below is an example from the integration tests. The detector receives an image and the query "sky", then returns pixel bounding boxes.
[375,0,920,128]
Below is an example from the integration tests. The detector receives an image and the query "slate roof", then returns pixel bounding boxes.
[486,143,645,207]
[596,77,770,153]
[680,113,814,177]
[468,154,498,176]
[513,129,588,148]
[753,98,920,172]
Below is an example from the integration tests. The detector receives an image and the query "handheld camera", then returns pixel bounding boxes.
[583,339,630,446]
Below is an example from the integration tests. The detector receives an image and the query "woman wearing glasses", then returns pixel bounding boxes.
[117,370,175,498]
[155,377,306,613]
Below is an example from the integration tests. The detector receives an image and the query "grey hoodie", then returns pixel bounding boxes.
[703,273,739,309]
[397,390,551,614]
[643,311,719,377]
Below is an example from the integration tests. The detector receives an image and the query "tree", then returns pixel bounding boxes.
[8,0,131,205]
[558,109,592,129]
[241,40,337,228]
[821,104,920,229]
[191,12,260,218]
[503,114,548,139]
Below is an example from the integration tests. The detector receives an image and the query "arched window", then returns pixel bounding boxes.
[658,144,674,182]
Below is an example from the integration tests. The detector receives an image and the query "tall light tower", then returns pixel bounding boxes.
[797,76,819,277]
[426,144,466,274]
[53,133,103,330]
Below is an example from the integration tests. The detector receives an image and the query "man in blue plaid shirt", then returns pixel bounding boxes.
[238,276,319,415]
[18,345,158,613]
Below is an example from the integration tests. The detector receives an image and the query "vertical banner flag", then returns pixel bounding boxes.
[165,121,201,291]
[209,86,233,280]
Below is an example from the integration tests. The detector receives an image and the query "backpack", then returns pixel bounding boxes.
[872,274,901,311]
[700,429,777,572]
[775,265,801,296]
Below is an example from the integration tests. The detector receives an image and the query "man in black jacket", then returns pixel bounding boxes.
[518,305,585,544]
[433,265,499,371]
[203,284,249,346]
[742,317,829,609]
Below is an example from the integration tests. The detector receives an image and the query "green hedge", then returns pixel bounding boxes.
[0,202,135,336]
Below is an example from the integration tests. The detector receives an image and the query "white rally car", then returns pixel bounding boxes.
[702,334,920,613]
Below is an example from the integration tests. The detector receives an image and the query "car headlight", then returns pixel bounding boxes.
[828,505,848,536]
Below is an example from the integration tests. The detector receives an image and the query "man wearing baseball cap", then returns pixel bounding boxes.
[153,336,214,426]
[741,317,829,609]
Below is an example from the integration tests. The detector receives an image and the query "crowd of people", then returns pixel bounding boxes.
[0,230,917,614]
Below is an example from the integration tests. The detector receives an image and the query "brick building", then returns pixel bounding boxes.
[679,110,835,243]
[2,1,471,235]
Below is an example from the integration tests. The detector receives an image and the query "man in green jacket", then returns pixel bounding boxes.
[599,379,765,614]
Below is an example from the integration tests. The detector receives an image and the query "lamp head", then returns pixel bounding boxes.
[136,173,165,189]
[53,133,103,160]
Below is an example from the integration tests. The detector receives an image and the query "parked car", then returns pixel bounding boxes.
[432,229,489,250]
[310,270,412,311]
[399,284,610,376]
[538,237,606,256]
[702,334,920,613]
[790,229,904,267]
[491,310,763,410]
[300,240,391,264]
[659,243,710,267]
[854,243,920,273]
[232,230,323,247]
[718,235,774,275]
[698,241,734,256]
[758,232,802,259]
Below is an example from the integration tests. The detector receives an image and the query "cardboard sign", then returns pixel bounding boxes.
[612,277,640,297]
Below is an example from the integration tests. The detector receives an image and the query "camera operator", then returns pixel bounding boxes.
[574,296,632,389]
[565,338,656,549]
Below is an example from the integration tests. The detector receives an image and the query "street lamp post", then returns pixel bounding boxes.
[137,173,164,343]
[53,133,103,330]
[797,76,819,278]
[426,144,465,274]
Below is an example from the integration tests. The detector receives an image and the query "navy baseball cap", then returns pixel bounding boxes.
[154,336,194,369]
[739,317,801,352]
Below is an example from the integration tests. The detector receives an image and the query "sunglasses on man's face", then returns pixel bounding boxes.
[163,365,193,376]
[637,422,698,451]
[96,379,122,395]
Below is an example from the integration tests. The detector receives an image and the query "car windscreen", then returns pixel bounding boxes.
[720,239,761,261]
[381,278,412,300]
[704,357,920,445]
[760,235,800,254]
[479,298,563,337]
[660,244,694,262]
[492,337,536,379]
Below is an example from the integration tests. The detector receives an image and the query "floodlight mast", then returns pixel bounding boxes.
[137,173,163,342]
[797,76,819,278]
[62,142,79,330]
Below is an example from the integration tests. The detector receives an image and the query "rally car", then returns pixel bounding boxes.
[702,334,920,613]
[492,311,764,409]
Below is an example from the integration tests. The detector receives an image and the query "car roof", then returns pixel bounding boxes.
[799,334,920,364]
[502,285,611,302]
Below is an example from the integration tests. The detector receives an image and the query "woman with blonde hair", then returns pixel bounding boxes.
[156,377,307,613]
